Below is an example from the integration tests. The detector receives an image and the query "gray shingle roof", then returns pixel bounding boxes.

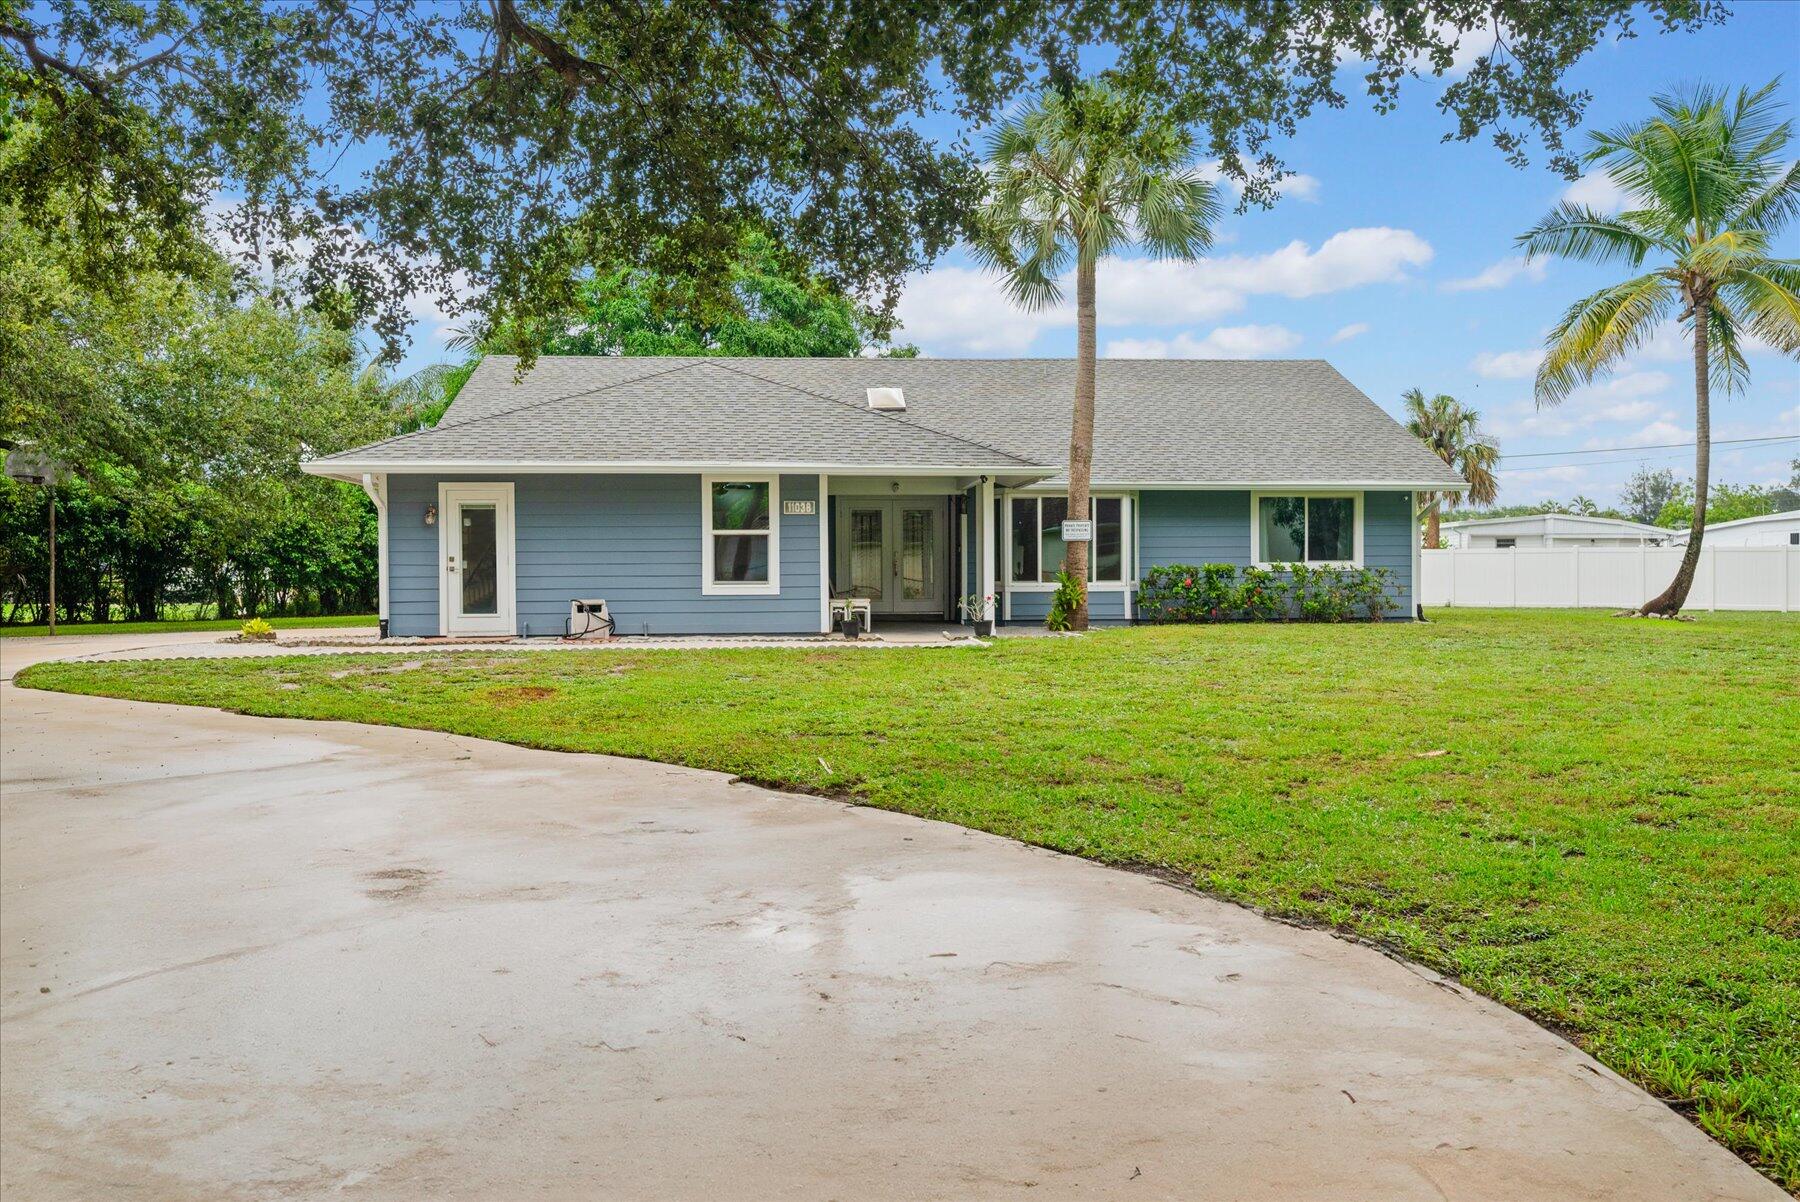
[315,355,1465,487]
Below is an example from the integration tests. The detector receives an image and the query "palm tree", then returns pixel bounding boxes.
[1519,81,1800,615]
[974,81,1220,630]
[1403,389,1499,548]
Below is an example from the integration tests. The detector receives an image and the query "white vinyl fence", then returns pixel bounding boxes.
[1420,546,1800,611]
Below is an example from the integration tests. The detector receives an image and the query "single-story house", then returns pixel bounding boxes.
[303,356,1464,636]
[1438,513,1673,550]
[1669,508,1800,547]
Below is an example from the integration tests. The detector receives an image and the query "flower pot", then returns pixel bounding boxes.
[839,614,863,639]
[975,619,995,637]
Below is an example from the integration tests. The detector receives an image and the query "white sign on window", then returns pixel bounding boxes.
[1061,519,1093,542]
[783,499,817,516]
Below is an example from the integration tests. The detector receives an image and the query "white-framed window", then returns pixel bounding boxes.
[1250,491,1363,567]
[1007,494,1128,586]
[701,475,780,596]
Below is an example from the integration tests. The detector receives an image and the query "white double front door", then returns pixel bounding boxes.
[439,482,516,636]
[839,497,947,616]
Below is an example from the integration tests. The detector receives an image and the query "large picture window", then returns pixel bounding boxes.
[702,476,780,595]
[1009,495,1126,584]
[1253,493,1359,565]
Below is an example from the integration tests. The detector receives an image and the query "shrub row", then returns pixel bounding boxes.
[1137,563,1399,623]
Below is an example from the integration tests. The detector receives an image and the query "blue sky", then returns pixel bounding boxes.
[392,7,1800,509]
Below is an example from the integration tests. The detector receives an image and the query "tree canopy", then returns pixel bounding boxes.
[2,0,1730,360]
[538,232,917,358]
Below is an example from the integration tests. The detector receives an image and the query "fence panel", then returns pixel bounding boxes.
[1420,546,1797,611]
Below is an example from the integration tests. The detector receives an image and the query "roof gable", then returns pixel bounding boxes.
[317,355,1467,488]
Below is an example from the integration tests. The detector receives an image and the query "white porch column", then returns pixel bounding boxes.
[360,472,389,636]
[818,473,831,633]
[978,477,997,625]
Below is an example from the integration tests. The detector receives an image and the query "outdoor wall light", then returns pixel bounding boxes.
[424,503,437,526]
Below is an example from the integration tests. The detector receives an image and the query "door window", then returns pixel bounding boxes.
[460,504,498,615]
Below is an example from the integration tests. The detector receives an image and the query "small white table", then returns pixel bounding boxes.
[829,597,873,631]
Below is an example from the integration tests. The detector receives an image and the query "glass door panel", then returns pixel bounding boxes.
[899,507,935,601]
[459,504,498,615]
[848,508,885,600]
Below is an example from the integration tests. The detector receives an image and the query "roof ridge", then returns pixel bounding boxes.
[706,359,1046,468]
[319,360,708,460]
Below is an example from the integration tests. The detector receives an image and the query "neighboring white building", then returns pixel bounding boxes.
[1670,508,1800,547]
[1438,513,1674,549]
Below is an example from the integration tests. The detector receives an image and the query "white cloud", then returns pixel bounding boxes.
[893,266,1071,355]
[1099,227,1435,323]
[1470,348,1544,379]
[1330,322,1371,343]
[895,228,1433,354]
[1106,324,1303,359]
[1442,255,1547,293]
[1562,172,1628,214]
[1599,419,1692,448]
[1485,371,1676,439]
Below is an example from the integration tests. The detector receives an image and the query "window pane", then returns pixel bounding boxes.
[459,504,497,615]
[1093,497,1122,581]
[1039,496,1068,582]
[1258,496,1306,562]
[1307,497,1354,561]
[713,534,769,582]
[712,481,770,531]
[848,508,883,599]
[1010,498,1038,582]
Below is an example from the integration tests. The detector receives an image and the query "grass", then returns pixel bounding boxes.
[0,614,376,638]
[16,609,1798,1187]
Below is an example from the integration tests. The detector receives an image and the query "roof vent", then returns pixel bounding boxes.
[865,387,906,411]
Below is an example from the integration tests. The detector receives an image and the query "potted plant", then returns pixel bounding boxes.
[837,603,864,639]
[957,592,996,637]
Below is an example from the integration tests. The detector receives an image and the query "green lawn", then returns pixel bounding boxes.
[17,609,1798,1187]
[0,613,376,638]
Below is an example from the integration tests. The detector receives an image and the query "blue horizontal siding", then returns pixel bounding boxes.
[1004,589,1130,625]
[1136,488,1415,619]
[386,473,822,636]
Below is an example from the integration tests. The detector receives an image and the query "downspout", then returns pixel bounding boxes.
[361,473,390,639]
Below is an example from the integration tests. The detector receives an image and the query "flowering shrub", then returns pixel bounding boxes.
[1137,563,1395,622]
[1238,566,1288,621]
[1138,563,1239,622]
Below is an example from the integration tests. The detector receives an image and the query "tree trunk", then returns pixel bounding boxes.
[1064,252,1095,631]
[1425,500,1441,550]
[1641,299,1710,615]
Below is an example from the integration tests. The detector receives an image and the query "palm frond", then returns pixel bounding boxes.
[1515,203,1662,266]
[1536,272,1675,406]
[1722,264,1800,356]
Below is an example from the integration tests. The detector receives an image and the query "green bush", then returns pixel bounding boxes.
[239,618,276,641]
[1136,563,1396,622]
[1045,569,1084,631]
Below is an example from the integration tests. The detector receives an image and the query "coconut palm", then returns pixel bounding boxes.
[1518,81,1800,615]
[974,81,1220,630]
[1403,389,1499,547]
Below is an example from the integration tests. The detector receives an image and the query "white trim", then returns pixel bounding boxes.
[1003,492,1134,591]
[1249,489,1365,568]
[701,474,781,597]
[818,474,830,632]
[1410,490,1422,619]
[437,481,516,636]
[980,479,999,624]
[359,473,389,625]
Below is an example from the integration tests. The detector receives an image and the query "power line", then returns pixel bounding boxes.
[1499,434,1798,461]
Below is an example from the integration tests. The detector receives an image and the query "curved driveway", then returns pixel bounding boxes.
[0,634,1780,1200]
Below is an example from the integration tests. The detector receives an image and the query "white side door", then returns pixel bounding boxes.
[439,482,516,636]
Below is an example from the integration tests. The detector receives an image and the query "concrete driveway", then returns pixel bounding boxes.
[0,641,1780,1200]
